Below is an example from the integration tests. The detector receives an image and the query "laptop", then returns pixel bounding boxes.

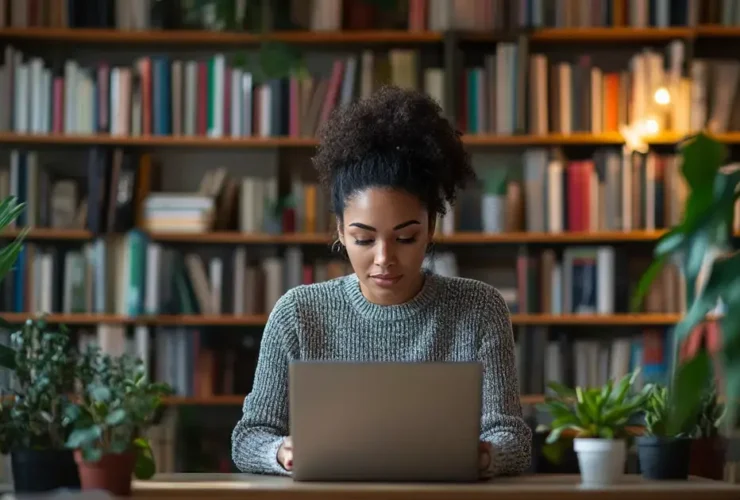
[288,361,483,482]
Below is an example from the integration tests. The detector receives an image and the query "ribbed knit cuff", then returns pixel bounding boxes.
[266,437,291,476]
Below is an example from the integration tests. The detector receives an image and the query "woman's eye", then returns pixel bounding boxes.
[398,237,417,244]
[354,239,373,246]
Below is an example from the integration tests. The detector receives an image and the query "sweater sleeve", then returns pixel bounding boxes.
[231,290,299,476]
[476,286,532,478]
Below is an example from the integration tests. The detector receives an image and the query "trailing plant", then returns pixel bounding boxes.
[537,370,652,444]
[0,318,77,453]
[631,132,740,426]
[64,346,173,480]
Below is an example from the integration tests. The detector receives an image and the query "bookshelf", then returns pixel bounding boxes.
[2,0,740,477]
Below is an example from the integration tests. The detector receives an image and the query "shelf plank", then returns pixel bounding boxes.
[0,229,682,245]
[0,132,726,147]
[434,230,668,243]
[151,315,268,326]
[511,314,681,325]
[695,25,740,37]
[0,133,317,148]
[0,313,682,327]
[530,27,694,42]
[149,231,332,244]
[0,313,136,325]
[462,132,626,145]
[0,228,93,240]
[0,28,443,44]
[149,230,669,244]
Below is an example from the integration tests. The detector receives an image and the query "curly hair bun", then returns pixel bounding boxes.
[312,85,475,218]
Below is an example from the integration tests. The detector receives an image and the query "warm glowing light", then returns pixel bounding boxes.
[644,118,660,135]
[654,86,671,106]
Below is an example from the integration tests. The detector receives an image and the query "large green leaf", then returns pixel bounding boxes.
[680,133,726,219]
[668,351,712,436]
[133,438,156,480]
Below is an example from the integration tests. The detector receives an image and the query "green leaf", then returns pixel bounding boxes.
[669,352,712,436]
[66,426,102,449]
[546,381,577,398]
[89,385,111,403]
[680,133,726,200]
[631,255,668,312]
[105,408,127,426]
[133,438,156,480]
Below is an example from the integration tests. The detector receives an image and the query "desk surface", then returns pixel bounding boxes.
[131,473,740,499]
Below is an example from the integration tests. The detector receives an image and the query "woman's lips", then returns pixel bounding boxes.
[370,274,402,287]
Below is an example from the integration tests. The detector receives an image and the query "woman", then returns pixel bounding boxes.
[231,86,532,478]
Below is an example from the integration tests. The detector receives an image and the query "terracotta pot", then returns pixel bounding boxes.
[690,436,727,480]
[74,449,136,496]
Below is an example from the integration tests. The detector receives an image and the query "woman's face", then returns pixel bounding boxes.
[338,187,434,306]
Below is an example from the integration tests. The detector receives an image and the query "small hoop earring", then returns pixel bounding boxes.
[332,239,344,253]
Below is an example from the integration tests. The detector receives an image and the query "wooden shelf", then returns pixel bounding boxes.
[0,131,716,148]
[0,313,682,327]
[0,27,443,44]
[0,228,93,240]
[0,229,691,245]
[3,26,740,49]
[463,27,694,43]
[0,133,318,148]
[510,314,681,326]
[463,132,627,145]
[695,25,740,37]
[149,230,671,245]
[150,231,332,244]
[434,230,668,243]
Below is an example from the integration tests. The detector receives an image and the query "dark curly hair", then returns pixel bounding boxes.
[312,85,475,223]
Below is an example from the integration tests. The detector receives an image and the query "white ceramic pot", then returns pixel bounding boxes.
[573,438,627,486]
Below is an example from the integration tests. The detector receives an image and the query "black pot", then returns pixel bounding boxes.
[11,448,81,493]
[636,436,692,480]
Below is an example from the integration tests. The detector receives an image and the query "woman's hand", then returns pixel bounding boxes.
[478,441,493,473]
[278,436,293,470]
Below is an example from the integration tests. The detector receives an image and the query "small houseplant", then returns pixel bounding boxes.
[636,384,696,480]
[688,383,726,480]
[537,370,652,486]
[0,318,80,492]
[64,346,173,496]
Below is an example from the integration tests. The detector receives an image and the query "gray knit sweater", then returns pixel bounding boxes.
[231,271,532,477]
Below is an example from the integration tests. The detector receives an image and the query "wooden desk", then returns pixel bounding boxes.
[132,473,740,500]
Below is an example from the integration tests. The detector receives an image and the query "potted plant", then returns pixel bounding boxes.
[632,132,740,431]
[0,318,81,493]
[537,370,651,486]
[636,384,696,480]
[688,383,726,480]
[0,197,80,493]
[64,346,173,496]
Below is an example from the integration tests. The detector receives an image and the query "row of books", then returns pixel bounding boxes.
[7,41,740,140]
[463,40,693,136]
[0,45,441,138]
[516,326,672,396]
[8,146,740,237]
